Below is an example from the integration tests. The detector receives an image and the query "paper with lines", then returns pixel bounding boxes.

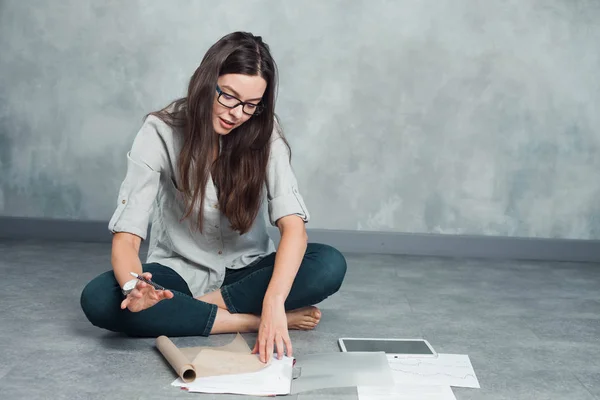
[388,354,480,388]
[174,355,294,396]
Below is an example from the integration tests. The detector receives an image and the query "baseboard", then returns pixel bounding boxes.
[1,216,599,263]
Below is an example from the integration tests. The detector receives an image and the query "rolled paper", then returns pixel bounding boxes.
[156,333,268,382]
[192,348,267,378]
[156,335,196,382]
[179,333,251,361]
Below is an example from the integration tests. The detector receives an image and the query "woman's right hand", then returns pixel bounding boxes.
[120,272,174,312]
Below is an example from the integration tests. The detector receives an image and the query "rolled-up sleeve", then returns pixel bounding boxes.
[108,116,168,240]
[266,121,310,226]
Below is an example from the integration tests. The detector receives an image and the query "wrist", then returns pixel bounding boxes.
[121,278,138,296]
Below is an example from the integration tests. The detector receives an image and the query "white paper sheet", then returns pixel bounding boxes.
[388,354,480,388]
[358,384,456,400]
[171,355,294,396]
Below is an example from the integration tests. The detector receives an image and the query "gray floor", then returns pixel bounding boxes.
[1,239,600,400]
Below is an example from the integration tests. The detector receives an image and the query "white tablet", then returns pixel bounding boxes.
[338,337,438,358]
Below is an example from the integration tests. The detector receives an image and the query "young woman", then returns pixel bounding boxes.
[80,31,347,363]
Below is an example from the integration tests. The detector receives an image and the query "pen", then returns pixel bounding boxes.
[130,272,165,291]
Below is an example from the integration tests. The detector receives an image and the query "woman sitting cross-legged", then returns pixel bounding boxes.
[79,31,347,363]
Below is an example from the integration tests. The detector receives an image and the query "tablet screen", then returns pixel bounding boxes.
[341,339,434,354]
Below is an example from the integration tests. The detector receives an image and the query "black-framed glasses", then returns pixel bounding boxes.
[216,85,264,116]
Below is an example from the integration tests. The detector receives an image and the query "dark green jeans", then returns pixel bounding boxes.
[80,243,346,337]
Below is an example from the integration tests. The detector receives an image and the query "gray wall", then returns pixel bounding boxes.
[1,0,599,240]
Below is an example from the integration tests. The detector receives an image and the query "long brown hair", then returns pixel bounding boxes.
[149,32,287,235]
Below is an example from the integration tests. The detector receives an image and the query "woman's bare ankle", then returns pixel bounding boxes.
[210,308,261,334]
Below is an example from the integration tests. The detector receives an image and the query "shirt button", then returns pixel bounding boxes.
[215,225,219,229]
[121,199,126,204]
[218,250,222,255]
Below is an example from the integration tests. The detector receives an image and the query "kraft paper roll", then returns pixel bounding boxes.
[156,335,197,382]
[156,333,268,383]
[192,348,267,377]
[179,332,251,361]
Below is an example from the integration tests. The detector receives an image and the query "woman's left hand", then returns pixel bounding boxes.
[252,299,292,363]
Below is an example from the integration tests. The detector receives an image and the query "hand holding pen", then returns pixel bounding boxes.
[120,271,174,313]
[129,271,165,290]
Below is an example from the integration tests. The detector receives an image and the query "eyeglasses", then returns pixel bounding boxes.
[216,85,264,116]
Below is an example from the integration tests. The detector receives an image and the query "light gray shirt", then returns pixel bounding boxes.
[108,115,310,297]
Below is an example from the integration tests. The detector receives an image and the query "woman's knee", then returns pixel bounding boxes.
[80,270,120,329]
[308,243,347,295]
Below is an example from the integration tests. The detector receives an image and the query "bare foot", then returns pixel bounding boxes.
[286,306,321,330]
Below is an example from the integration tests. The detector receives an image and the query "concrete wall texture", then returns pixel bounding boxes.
[1,0,599,239]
